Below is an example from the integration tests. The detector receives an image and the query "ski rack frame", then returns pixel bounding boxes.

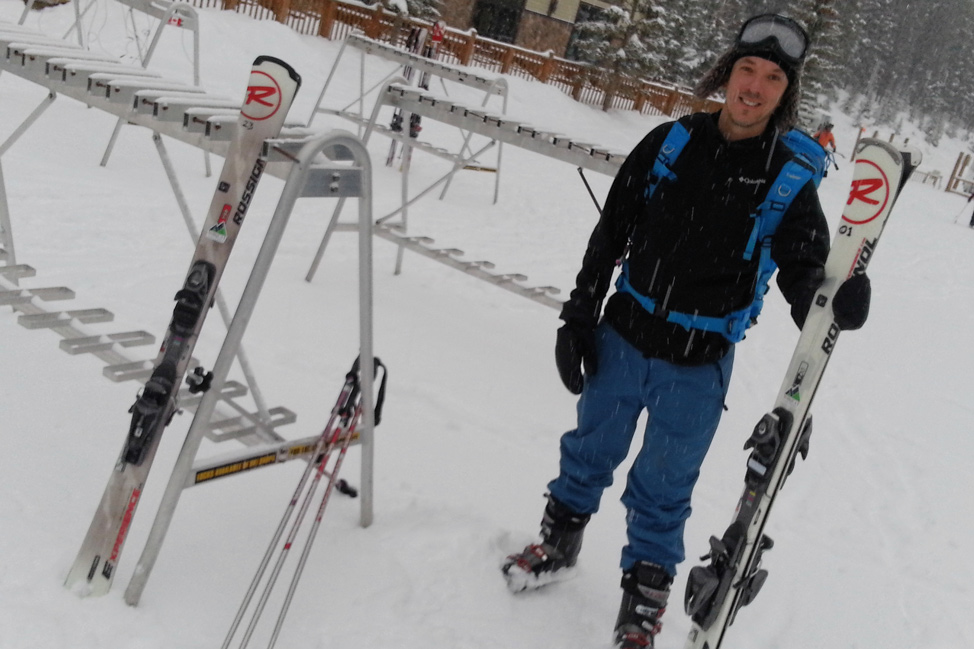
[307,32,510,277]
[100,0,205,170]
[0,18,288,438]
[305,78,629,311]
[308,31,507,207]
[1,19,377,603]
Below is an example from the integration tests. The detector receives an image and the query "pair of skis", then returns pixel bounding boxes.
[681,138,919,648]
[64,56,301,597]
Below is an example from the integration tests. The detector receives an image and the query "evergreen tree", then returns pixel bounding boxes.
[404,0,440,21]
[571,0,666,109]
[793,0,841,130]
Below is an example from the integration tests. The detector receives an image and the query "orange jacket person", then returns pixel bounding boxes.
[814,122,836,151]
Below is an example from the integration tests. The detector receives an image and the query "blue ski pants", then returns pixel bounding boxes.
[547,322,734,577]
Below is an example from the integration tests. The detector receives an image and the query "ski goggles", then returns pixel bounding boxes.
[736,14,809,65]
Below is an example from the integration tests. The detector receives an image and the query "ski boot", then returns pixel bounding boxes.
[502,493,590,593]
[613,561,673,649]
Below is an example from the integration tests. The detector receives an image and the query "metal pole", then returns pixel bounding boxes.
[0,90,57,274]
[305,81,399,282]
[0,161,15,270]
[0,92,56,158]
[306,36,351,127]
[356,136,375,528]
[394,135,411,275]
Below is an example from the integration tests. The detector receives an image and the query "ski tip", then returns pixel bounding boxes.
[253,55,302,88]
[854,137,902,163]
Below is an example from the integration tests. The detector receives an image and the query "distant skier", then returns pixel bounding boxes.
[813,122,838,177]
[967,191,974,228]
[813,122,837,152]
[501,13,871,649]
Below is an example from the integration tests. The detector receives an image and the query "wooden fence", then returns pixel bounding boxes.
[190,0,722,118]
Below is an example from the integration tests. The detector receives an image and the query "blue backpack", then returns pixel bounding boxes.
[615,123,826,343]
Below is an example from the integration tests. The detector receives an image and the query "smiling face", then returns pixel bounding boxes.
[718,55,789,141]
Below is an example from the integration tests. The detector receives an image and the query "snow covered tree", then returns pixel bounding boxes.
[571,0,666,110]
[403,0,440,21]
[793,0,841,130]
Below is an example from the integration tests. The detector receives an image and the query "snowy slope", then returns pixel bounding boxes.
[1,3,973,649]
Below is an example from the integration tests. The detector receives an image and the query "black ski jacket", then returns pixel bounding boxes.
[561,111,830,365]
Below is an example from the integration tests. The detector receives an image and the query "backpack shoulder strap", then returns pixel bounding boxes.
[645,121,691,201]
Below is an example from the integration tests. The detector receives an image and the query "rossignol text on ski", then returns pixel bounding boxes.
[681,138,919,649]
[64,56,301,598]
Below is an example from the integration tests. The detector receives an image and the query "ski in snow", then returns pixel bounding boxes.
[681,138,919,649]
[64,55,301,597]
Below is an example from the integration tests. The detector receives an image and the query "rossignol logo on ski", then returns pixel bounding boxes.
[853,238,877,275]
[103,487,141,579]
[207,204,233,243]
[241,70,283,121]
[843,159,890,225]
[821,322,840,354]
[233,159,266,227]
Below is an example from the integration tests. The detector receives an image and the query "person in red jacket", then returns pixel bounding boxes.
[814,122,837,151]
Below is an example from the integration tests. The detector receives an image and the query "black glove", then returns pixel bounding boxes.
[555,321,598,395]
[832,273,871,330]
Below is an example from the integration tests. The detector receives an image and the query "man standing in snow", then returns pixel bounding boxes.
[502,13,872,649]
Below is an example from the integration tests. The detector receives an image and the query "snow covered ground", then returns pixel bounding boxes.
[1,2,973,648]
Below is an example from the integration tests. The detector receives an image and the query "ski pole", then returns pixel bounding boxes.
[220,369,358,649]
[222,358,387,649]
[577,166,603,215]
[266,402,364,649]
[953,195,974,223]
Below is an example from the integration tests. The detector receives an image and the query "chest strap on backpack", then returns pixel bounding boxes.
[617,157,815,344]
[616,261,755,342]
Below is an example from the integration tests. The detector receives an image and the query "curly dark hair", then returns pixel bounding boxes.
[693,49,804,132]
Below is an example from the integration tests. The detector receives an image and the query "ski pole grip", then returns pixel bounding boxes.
[349,356,388,426]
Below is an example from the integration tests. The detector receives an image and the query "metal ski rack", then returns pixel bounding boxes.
[123,130,376,606]
[309,32,508,205]
[0,261,292,440]
[100,0,206,170]
[1,19,377,604]
[0,18,303,429]
[305,78,629,311]
[307,32,509,276]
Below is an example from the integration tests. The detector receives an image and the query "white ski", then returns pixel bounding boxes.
[64,56,301,598]
[683,138,920,649]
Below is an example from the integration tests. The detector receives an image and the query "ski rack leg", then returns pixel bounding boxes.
[0,161,14,268]
[395,136,412,275]
[100,3,202,168]
[374,140,496,226]
[305,36,352,128]
[305,78,405,283]
[437,78,508,205]
[123,131,376,606]
[20,0,89,46]
[0,90,57,273]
